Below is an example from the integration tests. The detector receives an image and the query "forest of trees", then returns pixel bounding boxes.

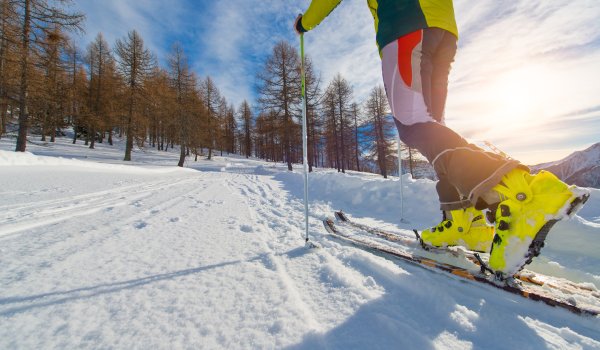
[0,0,430,178]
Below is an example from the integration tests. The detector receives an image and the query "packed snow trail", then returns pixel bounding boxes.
[1,138,599,349]
[0,154,385,348]
[0,167,316,348]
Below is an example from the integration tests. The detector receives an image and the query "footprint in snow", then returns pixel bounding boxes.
[134,221,148,229]
[240,224,254,233]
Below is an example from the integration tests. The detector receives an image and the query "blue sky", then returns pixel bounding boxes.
[73,0,600,164]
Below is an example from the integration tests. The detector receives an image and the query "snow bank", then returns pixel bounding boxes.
[0,150,192,174]
[273,168,600,282]
[274,170,441,228]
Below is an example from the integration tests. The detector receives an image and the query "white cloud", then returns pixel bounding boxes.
[447,0,600,163]
[73,1,171,57]
[191,0,295,106]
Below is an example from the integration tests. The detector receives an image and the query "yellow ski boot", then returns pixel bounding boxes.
[488,169,590,278]
[420,207,495,252]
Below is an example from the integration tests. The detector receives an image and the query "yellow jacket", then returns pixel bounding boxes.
[301,0,458,51]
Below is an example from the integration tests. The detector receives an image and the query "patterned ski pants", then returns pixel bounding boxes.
[381,28,522,210]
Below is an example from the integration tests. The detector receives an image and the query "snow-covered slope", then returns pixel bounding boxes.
[1,137,599,349]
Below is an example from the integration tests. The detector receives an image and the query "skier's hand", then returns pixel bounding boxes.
[294,14,307,35]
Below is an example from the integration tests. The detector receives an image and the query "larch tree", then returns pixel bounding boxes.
[323,74,353,173]
[145,68,174,152]
[238,100,253,158]
[187,83,205,161]
[0,0,20,138]
[216,96,229,156]
[199,76,221,160]
[322,86,338,169]
[13,0,84,152]
[350,102,361,172]
[65,39,83,144]
[70,64,88,144]
[86,33,114,149]
[302,55,322,172]
[257,40,301,171]
[364,85,394,178]
[167,43,196,167]
[38,27,69,143]
[114,30,155,161]
[223,102,236,155]
[239,100,253,158]
[253,111,270,160]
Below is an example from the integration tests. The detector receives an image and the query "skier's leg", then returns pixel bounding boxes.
[419,27,453,123]
[435,176,470,210]
[428,29,457,123]
[381,29,522,207]
[382,29,589,276]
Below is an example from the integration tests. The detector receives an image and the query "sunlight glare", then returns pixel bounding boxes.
[488,65,553,130]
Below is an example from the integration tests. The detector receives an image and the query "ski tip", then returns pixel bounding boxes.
[334,211,348,222]
[566,191,590,218]
[323,218,336,233]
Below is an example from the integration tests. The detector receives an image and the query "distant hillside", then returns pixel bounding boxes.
[531,143,600,188]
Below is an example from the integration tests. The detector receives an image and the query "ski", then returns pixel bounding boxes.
[334,210,597,296]
[323,218,599,317]
[334,211,474,260]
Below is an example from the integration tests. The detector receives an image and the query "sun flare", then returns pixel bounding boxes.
[488,65,555,128]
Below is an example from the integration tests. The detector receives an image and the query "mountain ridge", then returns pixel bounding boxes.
[531,142,600,188]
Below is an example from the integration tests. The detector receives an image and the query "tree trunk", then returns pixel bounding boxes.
[89,125,95,149]
[178,145,185,167]
[124,101,133,161]
[41,110,47,141]
[15,0,30,152]
[72,120,78,144]
[0,103,6,138]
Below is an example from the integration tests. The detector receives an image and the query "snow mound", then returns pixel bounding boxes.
[0,150,190,174]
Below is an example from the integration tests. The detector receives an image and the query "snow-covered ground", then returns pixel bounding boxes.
[1,135,599,349]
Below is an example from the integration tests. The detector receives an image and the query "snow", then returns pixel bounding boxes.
[1,135,599,349]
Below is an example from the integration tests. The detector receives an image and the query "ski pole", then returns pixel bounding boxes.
[398,136,404,222]
[300,33,311,245]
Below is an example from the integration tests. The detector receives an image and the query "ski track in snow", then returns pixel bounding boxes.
[0,166,386,349]
[0,177,197,238]
[1,139,599,349]
[228,174,385,336]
